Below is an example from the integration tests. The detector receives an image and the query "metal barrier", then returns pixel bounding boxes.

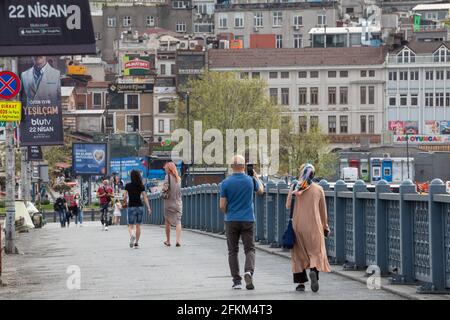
[119,178,450,294]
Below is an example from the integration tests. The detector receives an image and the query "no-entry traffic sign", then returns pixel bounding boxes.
[0,71,21,100]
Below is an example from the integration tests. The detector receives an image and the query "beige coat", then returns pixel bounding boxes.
[286,183,331,273]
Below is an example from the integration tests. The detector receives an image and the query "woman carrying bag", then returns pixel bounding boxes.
[286,163,331,293]
[162,162,183,247]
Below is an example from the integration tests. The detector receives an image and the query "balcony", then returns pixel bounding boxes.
[387,55,450,65]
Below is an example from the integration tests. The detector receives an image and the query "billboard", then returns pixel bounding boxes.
[72,143,108,175]
[440,121,450,135]
[19,56,64,146]
[424,120,441,135]
[123,54,155,76]
[110,157,148,182]
[404,121,418,134]
[388,121,405,135]
[0,0,96,56]
[27,146,43,161]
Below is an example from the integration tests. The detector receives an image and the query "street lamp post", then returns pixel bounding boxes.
[406,132,410,180]
[185,91,193,187]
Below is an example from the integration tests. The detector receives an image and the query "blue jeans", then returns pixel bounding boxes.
[127,206,144,225]
[75,208,83,224]
[57,209,66,227]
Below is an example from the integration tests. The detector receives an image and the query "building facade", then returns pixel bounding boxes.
[208,46,386,149]
[214,1,338,49]
[385,41,450,149]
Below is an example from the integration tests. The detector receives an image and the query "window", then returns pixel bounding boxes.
[298,71,307,78]
[95,32,102,40]
[328,71,337,78]
[447,71,450,80]
[240,72,249,79]
[293,15,303,27]
[446,93,450,107]
[126,94,139,109]
[389,71,397,81]
[310,116,319,130]
[234,13,244,28]
[299,116,307,133]
[107,16,116,28]
[106,115,114,129]
[361,70,367,77]
[269,88,278,104]
[273,11,283,27]
[254,12,263,27]
[369,115,374,134]
[328,116,337,134]
[173,1,188,9]
[400,94,407,106]
[425,92,434,107]
[280,72,289,79]
[436,92,444,107]
[340,87,348,105]
[369,70,375,77]
[219,14,228,28]
[269,72,278,79]
[176,21,186,33]
[328,87,336,105]
[127,115,139,132]
[281,88,289,105]
[318,14,326,26]
[123,16,131,27]
[410,71,419,81]
[171,64,176,75]
[276,35,283,48]
[368,86,375,104]
[397,49,415,63]
[92,93,102,108]
[436,70,444,80]
[158,119,164,133]
[159,100,173,113]
[426,70,434,80]
[340,116,348,133]
[170,119,176,132]
[293,34,302,48]
[310,87,318,105]
[411,94,418,106]
[433,46,450,62]
[160,64,166,75]
[146,16,155,27]
[252,72,260,79]
[360,115,366,133]
[399,71,408,81]
[298,88,307,105]
[360,86,367,104]
[340,71,348,78]
[310,71,319,78]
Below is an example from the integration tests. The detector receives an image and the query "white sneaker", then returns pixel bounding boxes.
[104,226,108,231]
[232,282,242,290]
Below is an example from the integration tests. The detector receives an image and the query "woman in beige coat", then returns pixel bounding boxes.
[286,163,331,292]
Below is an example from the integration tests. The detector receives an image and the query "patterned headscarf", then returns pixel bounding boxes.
[293,163,315,195]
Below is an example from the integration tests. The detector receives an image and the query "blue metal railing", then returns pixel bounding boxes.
[120,178,450,294]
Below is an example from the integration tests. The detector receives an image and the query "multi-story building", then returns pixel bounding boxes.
[208,46,386,149]
[193,0,216,36]
[385,41,450,150]
[214,1,338,49]
[100,1,193,62]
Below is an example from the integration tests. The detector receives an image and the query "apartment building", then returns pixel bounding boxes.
[208,46,386,149]
[385,41,450,149]
[214,1,338,49]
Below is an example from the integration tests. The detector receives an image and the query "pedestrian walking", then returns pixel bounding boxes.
[123,170,151,249]
[97,179,114,231]
[74,193,83,227]
[219,155,264,290]
[162,162,183,247]
[63,191,73,228]
[113,199,122,226]
[286,163,331,293]
[54,193,68,228]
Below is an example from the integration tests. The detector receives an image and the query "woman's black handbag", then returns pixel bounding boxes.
[282,184,297,249]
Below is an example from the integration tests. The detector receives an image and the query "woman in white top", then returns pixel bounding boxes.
[113,199,122,225]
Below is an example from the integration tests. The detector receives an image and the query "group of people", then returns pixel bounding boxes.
[54,191,83,228]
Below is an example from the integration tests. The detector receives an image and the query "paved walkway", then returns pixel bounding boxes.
[0,222,404,300]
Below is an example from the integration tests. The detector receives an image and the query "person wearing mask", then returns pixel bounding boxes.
[54,193,68,228]
[220,155,264,290]
[113,199,123,226]
[286,163,331,293]
[74,193,83,227]
[97,180,114,231]
[123,170,151,248]
[162,162,183,247]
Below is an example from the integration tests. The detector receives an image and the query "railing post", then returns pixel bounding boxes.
[417,179,449,294]
[217,183,225,234]
[265,181,276,246]
[375,180,390,275]
[255,189,265,242]
[186,187,193,229]
[204,184,212,232]
[334,180,347,264]
[391,179,416,284]
[199,185,206,230]
[276,181,288,248]
[210,184,218,233]
[352,180,367,269]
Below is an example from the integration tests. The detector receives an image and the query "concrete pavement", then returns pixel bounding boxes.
[0,222,404,300]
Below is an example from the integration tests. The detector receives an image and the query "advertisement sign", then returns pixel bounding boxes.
[123,54,155,76]
[394,135,450,144]
[404,121,418,134]
[0,101,22,121]
[0,0,96,56]
[440,121,450,135]
[67,65,87,75]
[108,83,154,93]
[19,56,64,146]
[388,121,404,135]
[230,39,243,49]
[424,120,440,135]
[27,146,43,161]
[110,157,148,182]
[72,143,108,175]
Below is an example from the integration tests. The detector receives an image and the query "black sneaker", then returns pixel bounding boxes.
[134,243,139,249]
[244,272,254,290]
[232,281,242,290]
[309,270,319,292]
[296,284,305,292]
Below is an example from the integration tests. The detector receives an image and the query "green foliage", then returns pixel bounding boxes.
[43,135,72,179]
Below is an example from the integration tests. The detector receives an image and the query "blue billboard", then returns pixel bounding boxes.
[72,143,108,175]
[110,157,148,182]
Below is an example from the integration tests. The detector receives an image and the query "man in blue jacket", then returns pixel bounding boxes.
[220,155,264,290]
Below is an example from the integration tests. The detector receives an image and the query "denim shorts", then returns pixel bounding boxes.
[127,206,144,225]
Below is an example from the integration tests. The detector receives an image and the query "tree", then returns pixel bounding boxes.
[42,135,72,180]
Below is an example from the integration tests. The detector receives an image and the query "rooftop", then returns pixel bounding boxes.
[413,3,450,11]
[215,1,337,12]
[309,26,381,35]
[208,47,386,69]
[392,41,450,54]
